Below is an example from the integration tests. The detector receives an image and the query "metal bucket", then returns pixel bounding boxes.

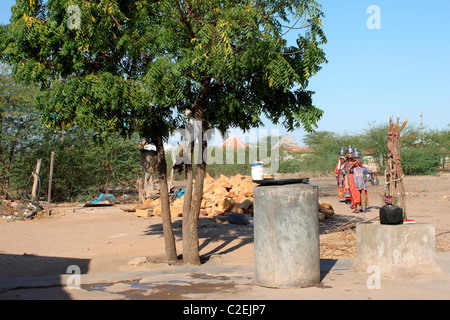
[371,178,380,186]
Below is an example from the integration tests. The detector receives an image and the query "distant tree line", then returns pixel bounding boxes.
[279,123,450,176]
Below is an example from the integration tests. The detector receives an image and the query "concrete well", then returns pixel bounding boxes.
[253,183,320,288]
[353,222,442,279]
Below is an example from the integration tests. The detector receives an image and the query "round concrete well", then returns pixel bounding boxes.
[253,183,320,288]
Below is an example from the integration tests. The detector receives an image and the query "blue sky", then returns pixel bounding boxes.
[1,0,449,145]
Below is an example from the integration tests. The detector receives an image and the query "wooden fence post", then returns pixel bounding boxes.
[31,159,42,200]
[47,152,55,216]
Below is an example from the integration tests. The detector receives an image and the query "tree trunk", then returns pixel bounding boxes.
[154,134,178,263]
[184,140,207,265]
[182,141,194,258]
[182,79,210,265]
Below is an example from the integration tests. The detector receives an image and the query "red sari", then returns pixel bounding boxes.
[349,172,360,208]
[334,158,345,200]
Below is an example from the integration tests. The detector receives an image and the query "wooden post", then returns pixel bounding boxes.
[138,177,143,204]
[47,152,55,216]
[31,159,42,200]
[385,117,408,219]
[144,172,150,200]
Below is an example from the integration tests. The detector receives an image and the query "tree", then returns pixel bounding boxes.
[1,0,181,262]
[0,63,41,194]
[1,0,327,265]
[155,0,327,264]
[361,123,389,173]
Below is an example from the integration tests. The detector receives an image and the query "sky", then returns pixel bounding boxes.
[1,0,449,146]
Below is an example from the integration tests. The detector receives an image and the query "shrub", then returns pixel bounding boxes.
[401,146,442,175]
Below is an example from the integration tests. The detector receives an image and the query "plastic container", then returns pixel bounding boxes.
[380,205,403,225]
[251,162,264,181]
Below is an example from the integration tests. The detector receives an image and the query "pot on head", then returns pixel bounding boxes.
[346,146,354,155]
[352,148,362,158]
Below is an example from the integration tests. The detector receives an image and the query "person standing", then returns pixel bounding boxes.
[350,159,370,212]
[342,152,354,203]
[334,156,346,201]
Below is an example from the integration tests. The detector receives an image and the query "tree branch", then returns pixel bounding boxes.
[174,0,196,39]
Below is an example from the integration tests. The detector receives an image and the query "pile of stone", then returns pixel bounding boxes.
[145,173,256,218]
[132,173,334,221]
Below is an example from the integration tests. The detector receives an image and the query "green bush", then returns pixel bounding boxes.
[401,146,442,175]
[278,158,303,173]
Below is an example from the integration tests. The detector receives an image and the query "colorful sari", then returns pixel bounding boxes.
[342,160,353,201]
[349,171,360,208]
[334,158,345,200]
[350,162,370,211]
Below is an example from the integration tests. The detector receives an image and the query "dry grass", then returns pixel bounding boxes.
[320,229,357,259]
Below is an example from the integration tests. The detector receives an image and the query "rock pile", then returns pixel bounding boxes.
[149,173,256,218]
[133,173,334,221]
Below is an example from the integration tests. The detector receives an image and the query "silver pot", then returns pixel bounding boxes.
[371,178,380,186]
[364,173,372,181]
[339,147,346,156]
[352,148,362,158]
[347,146,354,155]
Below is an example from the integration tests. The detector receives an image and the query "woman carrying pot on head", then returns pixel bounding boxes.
[334,156,346,201]
[349,158,370,213]
[342,149,355,203]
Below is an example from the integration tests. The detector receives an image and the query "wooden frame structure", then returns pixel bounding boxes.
[385,117,408,219]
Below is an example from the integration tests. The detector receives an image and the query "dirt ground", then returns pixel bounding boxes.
[0,173,449,280]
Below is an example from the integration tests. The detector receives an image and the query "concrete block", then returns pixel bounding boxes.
[254,183,320,288]
[353,222,442,279]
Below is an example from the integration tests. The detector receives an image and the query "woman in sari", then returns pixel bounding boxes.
[342,154,354,203]
[334,156,346,201]
[349,159,370,212]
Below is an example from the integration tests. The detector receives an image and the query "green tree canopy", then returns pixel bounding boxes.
[1,0,327,264]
